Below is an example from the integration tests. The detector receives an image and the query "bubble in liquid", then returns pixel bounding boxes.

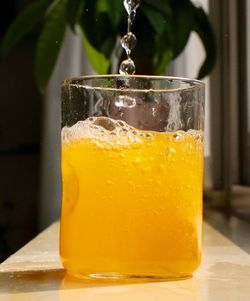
[120,32,137,55]
[124,0,140,14]
[115,95,136,108]
[119,58,136,75]
[133,158,140,165]
[106,180,114,185]
[174,132,184,141]
[167,147,176,154]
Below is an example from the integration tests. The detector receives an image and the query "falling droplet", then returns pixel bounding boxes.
[120,32,137,56]
[124,0,140,14]
[119,59,136,75]
[119,0,140,75]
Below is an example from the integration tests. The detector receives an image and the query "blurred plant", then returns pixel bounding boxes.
[1,0,216,92]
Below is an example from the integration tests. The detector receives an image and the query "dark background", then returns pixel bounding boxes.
[0,0,42,261]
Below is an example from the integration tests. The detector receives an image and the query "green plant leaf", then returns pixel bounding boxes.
[154,48,173,74]
[170,0,195,58]
[1,0,52,57]
[133,12,156,59]
[104,0,124,27]
[97,0,109,12]
[35,0,68,92]
[66,0,84,32]
[80,2,117,60]
[143,0,171,16]
[142,5,167,35]
[193,6,217,78]
[153,26,173,74]
[81,30,109,74]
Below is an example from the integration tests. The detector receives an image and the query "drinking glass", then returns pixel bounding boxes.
[60,75,205,280]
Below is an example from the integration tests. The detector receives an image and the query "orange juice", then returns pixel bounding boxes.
[60,117,203,279]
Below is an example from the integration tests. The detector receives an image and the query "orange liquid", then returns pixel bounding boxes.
[60,123,203,279]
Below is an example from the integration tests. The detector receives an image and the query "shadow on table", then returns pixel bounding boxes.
[0,268,191,294]
[0,269,65,293]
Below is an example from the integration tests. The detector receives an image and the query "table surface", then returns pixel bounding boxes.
[1,222,250,301]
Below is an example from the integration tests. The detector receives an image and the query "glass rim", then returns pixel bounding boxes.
[62,74,205,93]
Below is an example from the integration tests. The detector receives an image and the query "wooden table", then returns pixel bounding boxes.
[1,222,250,301]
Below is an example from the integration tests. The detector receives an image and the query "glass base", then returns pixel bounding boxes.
[66,271,192,282]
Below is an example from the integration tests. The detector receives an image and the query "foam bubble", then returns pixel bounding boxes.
[187,129,204,143]
[173,132,184,141]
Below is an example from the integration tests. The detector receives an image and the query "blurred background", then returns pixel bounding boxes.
[0,0,249,262]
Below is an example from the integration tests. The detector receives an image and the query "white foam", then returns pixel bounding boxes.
[61,117,146,146]
[62,117,203,147]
